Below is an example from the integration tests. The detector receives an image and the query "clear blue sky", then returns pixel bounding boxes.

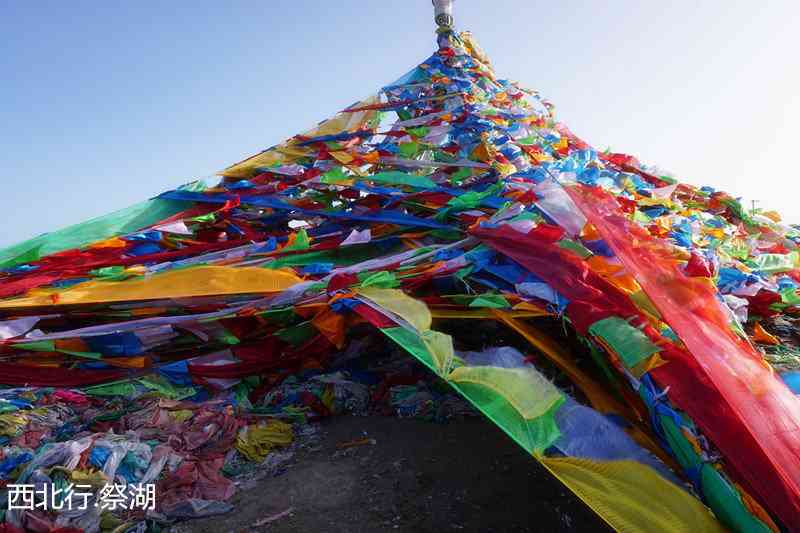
[2,0,798,248]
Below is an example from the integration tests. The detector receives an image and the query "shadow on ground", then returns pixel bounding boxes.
[171,415,610,532]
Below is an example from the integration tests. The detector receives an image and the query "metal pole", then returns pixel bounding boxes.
[432,0,454,30]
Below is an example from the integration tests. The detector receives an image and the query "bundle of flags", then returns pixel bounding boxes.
[1,28,799,532]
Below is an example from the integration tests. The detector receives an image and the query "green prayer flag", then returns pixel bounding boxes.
[364,171,436,189]
[406,126,430,138]
[589,317,661,370]
[59,350,103,360]
[283,229,311,252]
[468,294,510,309]
[275,321,316,346]
[14,340,55,352]
[359,270,400,288]
[320,167,350,184]
[398,141,420,158]
[557,239,594,259]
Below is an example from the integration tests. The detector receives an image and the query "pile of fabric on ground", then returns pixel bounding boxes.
[0,26,798,533]
[0,331,473,532]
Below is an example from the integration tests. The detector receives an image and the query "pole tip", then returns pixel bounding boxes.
[432,0,454,30]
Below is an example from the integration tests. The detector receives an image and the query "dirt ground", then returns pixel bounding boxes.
[170,414,610,533]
